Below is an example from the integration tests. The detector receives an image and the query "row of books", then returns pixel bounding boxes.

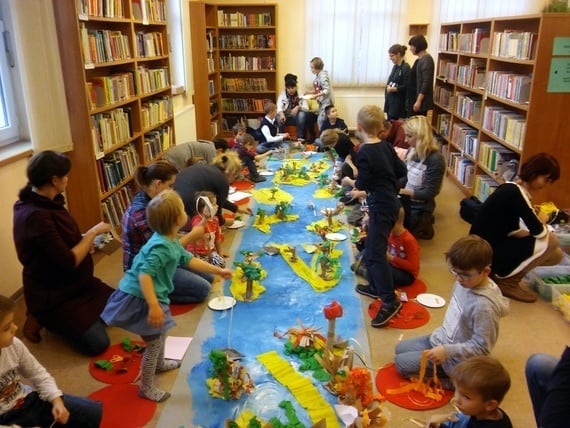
[221,98,270,112]
[141,96,172,129]
[218,34,276,50]
[473,175,499,202]
[221,77,268,92]
[437,59,457,82]
[482,106,526,149]
[101,185,134,228]
[491,31,537,60]
[96,144,139,194]
[223,116,260,131]
[434,86,453,109]
[456,58,486,88]
[217,10,272,27]
[207,53,215,74]
[451,123,478,157]
[435,113,451,138]
[78,0,125,18]
[91,107,133,158]
[136,66,170,94]
[135,31,166,58]
[87,73,137,109]
[132,0,166,23]
[80,26,131,65]
[219,56,275,71]
[486,71,531,104]
[143,125,171,163]
[455,92,482,123]
[449,153,475,187]
[479,141,519,173]
[457,29,490,54]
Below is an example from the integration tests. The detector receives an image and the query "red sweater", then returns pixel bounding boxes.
[388,228,420,277]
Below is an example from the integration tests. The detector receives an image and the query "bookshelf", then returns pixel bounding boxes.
[189,2,278,139]
[52,0,175,231]
[432,14,570,207]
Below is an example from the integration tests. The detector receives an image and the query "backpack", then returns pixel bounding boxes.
[459,196,482,224]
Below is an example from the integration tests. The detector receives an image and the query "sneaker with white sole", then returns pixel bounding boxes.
[371,301,402,327]
[355,284,379,299]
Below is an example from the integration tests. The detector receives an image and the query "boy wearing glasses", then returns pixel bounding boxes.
[394,235,509,388]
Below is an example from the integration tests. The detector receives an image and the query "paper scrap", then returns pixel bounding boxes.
[165,336,193,360]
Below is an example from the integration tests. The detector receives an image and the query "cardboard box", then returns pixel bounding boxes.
[529,265,570,301]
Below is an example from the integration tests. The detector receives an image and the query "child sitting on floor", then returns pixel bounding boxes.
[186,191,225,268]
[394,235,509,389]
[314,105,349,152]
[102,190,233,402]
[233,133,273,183]
[0,295,102,428]
[427,355,513,427]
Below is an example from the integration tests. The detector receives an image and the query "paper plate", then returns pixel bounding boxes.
[416,293,446,308]
[229,186,236,194]
[226,220,246,229]
[259,170,274,176]
[325,232,347,241]
[208,296,236,311]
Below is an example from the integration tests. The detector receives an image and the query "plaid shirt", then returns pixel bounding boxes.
[121,190,152,271]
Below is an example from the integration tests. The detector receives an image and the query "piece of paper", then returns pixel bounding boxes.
[228,191,251,203]
[165,336,193,360]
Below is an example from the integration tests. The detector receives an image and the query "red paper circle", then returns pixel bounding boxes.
[88,383,156,428]
[170,303,199,316]
[368,300,430,329]
[231,180,255,191]
[375,363,454,410]
[397,278,427,299]
[89,341,144,384]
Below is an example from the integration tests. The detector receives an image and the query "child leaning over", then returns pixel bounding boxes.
[233,133,273,183]
[102,190,233,402]
[394,235,509,388]
[427,355,513,428]
[0,295,102,428]
[186,191,225,267]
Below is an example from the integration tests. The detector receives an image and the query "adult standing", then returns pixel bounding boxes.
[406,35,434,117]
[307,57,334,131]
[174,151,252,225]
[384,44,411,120]
[13,151,113,355]
[398,115,446,240]
[122,160,214,304]
[470,153,564,302]
[276,73,316,142]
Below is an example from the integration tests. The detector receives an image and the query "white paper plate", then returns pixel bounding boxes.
[416,293,446,308]
[229,186,236,194]
[226,220,246,229]
[259,170,274,176]
[325,232,347,241]
[208,296,236,311]
[228,191,251,203]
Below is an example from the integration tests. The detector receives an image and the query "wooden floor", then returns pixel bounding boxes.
[13,176,569,427]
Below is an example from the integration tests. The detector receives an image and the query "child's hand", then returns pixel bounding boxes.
[237,206,253,215]
[51,397,70,425]
[147,304,165,328]
[426,345,446,365]
[217,268,233,279]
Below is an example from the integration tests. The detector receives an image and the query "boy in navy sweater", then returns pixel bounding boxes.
[256,102,289,154]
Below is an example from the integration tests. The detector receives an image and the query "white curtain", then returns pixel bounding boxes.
[9,0,73,153]
[437,0,545,22]
[305,0,407,87]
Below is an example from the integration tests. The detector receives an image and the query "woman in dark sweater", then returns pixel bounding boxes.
[13,151,113,355]
[384,43,411,120]
[406,35,434,117]
[470,153,564,302]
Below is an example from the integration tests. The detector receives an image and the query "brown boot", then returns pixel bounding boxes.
[495,277,537,303]
[23,313,42,343]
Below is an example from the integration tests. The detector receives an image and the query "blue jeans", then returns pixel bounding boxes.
[526,353,559,425]
[50,319,109,356]
[394,334,449,381]
[280,111,316,141]
[256,140,282,154]
[0,391,102,428]
[170,265,213,304]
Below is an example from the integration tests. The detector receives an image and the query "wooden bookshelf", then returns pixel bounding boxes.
[432,13,570,207]
[189,2,278,139]
[52,0,175,231]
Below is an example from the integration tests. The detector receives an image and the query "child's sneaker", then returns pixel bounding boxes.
[371,301,402,327]
[355,284,378,299]
[249,175,266,183]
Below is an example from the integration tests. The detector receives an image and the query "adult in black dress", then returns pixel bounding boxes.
[13,151,113,355]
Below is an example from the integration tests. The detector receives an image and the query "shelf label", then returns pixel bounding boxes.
[553,37,570,56]
[547,58,570,93]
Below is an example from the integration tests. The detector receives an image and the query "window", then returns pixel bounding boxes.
[437,0,543,22]
[0,15,20,146]
[305,1,406,87]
